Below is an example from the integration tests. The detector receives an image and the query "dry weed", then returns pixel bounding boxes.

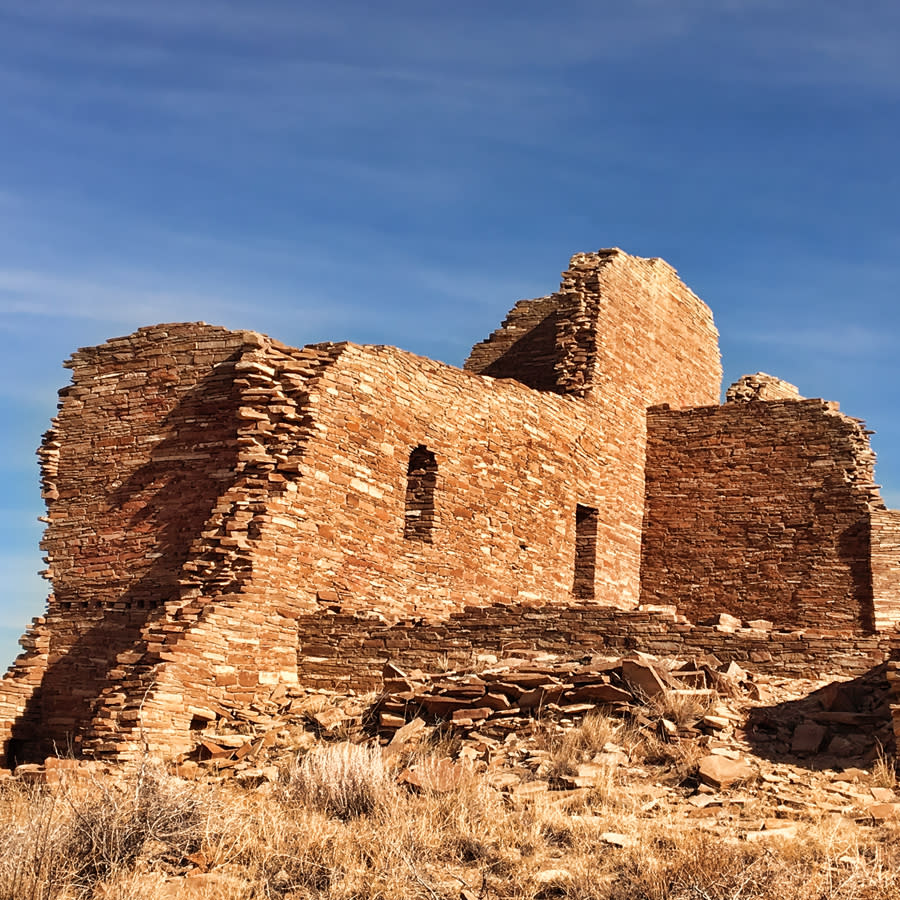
[647,685,715,726]
[0,764,205,900]
[58,762,205,892]
[280,740,397,819]
[0,782,69,900]
[872,745,896,789]
[3,737,900,900]
[596,823,900,900]
[542,711,624,779]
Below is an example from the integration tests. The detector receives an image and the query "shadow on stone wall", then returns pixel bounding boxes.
[479,310,562,392]
[5,360,242,766]
[838,518,876,633]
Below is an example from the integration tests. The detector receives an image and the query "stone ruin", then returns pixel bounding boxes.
[1,247,899,766]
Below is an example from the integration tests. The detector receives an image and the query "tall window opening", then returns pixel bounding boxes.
[404,445,437,542]
[573,503,598,599]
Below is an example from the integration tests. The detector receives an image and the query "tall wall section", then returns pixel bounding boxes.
[871,509,900,630]
[45,333,660,760]
[249,343,618,616]
[466,249,722,608]
[0,324,255,762]
[75,337,349,760]
[35,249,721,761]
[640,398,891,631]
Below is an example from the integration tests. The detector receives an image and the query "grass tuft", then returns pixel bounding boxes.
[281,740,396,819]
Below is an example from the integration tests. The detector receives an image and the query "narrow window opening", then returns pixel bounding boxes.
[404,445,437,542]
[573,503,598,599]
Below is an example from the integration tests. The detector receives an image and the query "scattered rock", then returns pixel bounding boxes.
[534,868,573,896]
[745,819,801,841]
[698,755,755,790]
[621,659,669,698]
[791,721,827,754]
[511,780,550,800]
[862,802,900,825]
[388,716,428,746]
[599,832,633,847]
[398,758,467,793]
[313,707,348,732]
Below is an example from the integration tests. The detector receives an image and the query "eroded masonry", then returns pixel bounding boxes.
[2,248,899,765]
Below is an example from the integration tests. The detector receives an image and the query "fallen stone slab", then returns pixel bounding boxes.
[398,758,468,793]
[862,802,900,825]
[621,659,669,698]
[698,755,756,790]
[567,683,632,703]
[790,721,827,754]
[312,707,348,732]
[599,832,633,847]
[388,716,428,747]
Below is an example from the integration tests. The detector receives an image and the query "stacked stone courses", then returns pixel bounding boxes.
[640,398,892,631]
[0,247,898,764]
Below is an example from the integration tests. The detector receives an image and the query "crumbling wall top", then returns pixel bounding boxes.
[465,247,721,408]
[726,372,803,403]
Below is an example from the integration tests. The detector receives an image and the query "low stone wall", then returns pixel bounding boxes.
[297,603,895,692]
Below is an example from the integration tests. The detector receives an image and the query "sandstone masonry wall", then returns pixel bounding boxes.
[2,248,896,766]
[725,373,802,403]
[467,250,722,611]
[263,344,623,615]
[640,399,885,631]
[872,509,900,630]
[74,338,349,760]
[464,294,562,391]
[295,605,894,693]
[0,324,252,762]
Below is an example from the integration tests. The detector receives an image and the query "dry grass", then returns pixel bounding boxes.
[280,740,397,819]
[2,744,900,900]
[539,702,705,791]
[872,746,897,790]
[647,685,715,726]
[0,785,68,900]
[0,762,205,899]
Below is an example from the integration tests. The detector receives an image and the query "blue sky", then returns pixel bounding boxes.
[2,0,899,668]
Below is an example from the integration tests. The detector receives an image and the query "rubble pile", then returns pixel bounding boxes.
[6,653,899,830]
[748,662,894,761]
[369,653,900,826]
[374,651,754,750]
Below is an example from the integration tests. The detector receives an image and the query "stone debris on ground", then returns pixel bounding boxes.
[5,651,900,839]
[373,651,746,745]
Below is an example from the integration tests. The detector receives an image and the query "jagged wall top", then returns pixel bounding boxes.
[464,248,722,407]
[726,372,803,403]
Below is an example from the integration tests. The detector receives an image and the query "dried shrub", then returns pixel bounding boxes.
[0,784,69,900]
[281,741,396,819]
[60,763,205,892]
[647,685,714,727]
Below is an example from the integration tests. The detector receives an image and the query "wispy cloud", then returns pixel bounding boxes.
[8,0,900,93]
[740,325,894,357]
[0,268,255,326]
[2,1,693,66]
[0,253,500,355]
